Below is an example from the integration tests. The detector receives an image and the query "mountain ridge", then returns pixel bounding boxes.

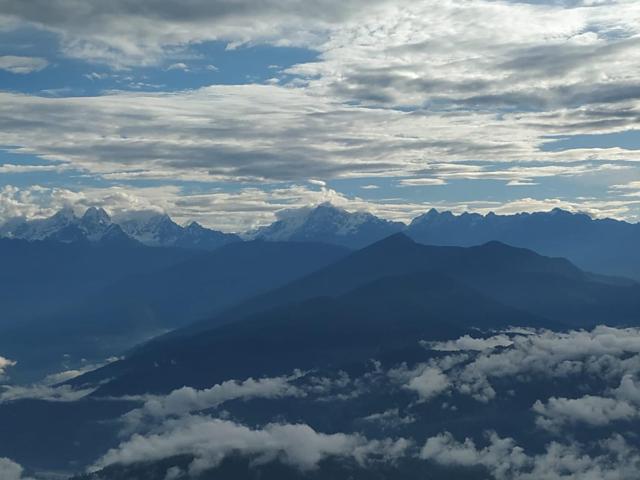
[3,203,640,278]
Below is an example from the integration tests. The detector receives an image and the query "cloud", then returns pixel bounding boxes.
[93,416,410,475]
[123,374,305,428]
[361,408,415,429]
[0,458,34,480]
[425,334,514,352]
[0,356,16,378]
[0,0,388,68]
[1,0,640,228]
[405,367,450,402]
[0,55,48,74]
[166,62,189,71]
[421,430,640,480]
[398,178,447,187]
[0,384,95,404]
[533,395,638,430]
[401,326,640,405]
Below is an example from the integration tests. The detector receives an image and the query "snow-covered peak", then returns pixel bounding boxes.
[250,203,404,248]
[0,207,238,249]
[118,212,182,246]
[6,207,78,241]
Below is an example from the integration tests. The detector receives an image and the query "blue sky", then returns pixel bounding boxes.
[0,0,639,231]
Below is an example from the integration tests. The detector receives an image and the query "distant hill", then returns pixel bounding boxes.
[406,208,640,280]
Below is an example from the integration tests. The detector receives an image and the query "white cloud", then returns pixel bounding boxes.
[0,458,34,480]
[166,62,189,71]
[398,178,447,187]
[405,367,450,402]
[421,430,640,480]
[425,334,514,352]
[0,384,95,404]
[0,55,48,74]
[533,395,638,430]
[361,408,415,429]
[93,416,410,475]
[0,1,639,228]
[123,374,305,429]
[398,327,640,406]
[0,356,16,378]
[0,0,389,68]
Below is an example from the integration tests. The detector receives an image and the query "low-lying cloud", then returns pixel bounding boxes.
[93,416,411,475]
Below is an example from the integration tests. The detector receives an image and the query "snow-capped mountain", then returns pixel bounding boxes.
[117,212,185,247]
[0,207,124,244]
[117,212,240,249]
[0,208,240,250]
[248,202,405,248]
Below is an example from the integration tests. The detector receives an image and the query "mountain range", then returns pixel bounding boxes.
[0,207,240,250]
[1,226,640,478]
[3,203,640,280]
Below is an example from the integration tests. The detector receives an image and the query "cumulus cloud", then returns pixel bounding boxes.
[405,367,451,402]
[93,416,410,475]
[404,326,640,405]
[421,431,640,480]
[0,458,34,480]
[0,356,16,378]
[0,55,48,74]
[533,395,638,430]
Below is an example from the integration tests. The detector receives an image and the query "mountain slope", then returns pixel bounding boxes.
[0,241,349,381]
[181,233,626,333]
[70,234,640,396]
[0,238,196,327]
[77,270,544,395]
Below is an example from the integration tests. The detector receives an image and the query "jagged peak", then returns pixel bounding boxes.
[50,206,77,221]
[81,206,111,224]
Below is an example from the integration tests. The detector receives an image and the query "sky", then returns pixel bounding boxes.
[0,0,639,232]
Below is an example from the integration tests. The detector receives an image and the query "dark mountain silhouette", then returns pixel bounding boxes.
[70,234,640,396]
[178,233,632,334]
[77,270,544,395]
